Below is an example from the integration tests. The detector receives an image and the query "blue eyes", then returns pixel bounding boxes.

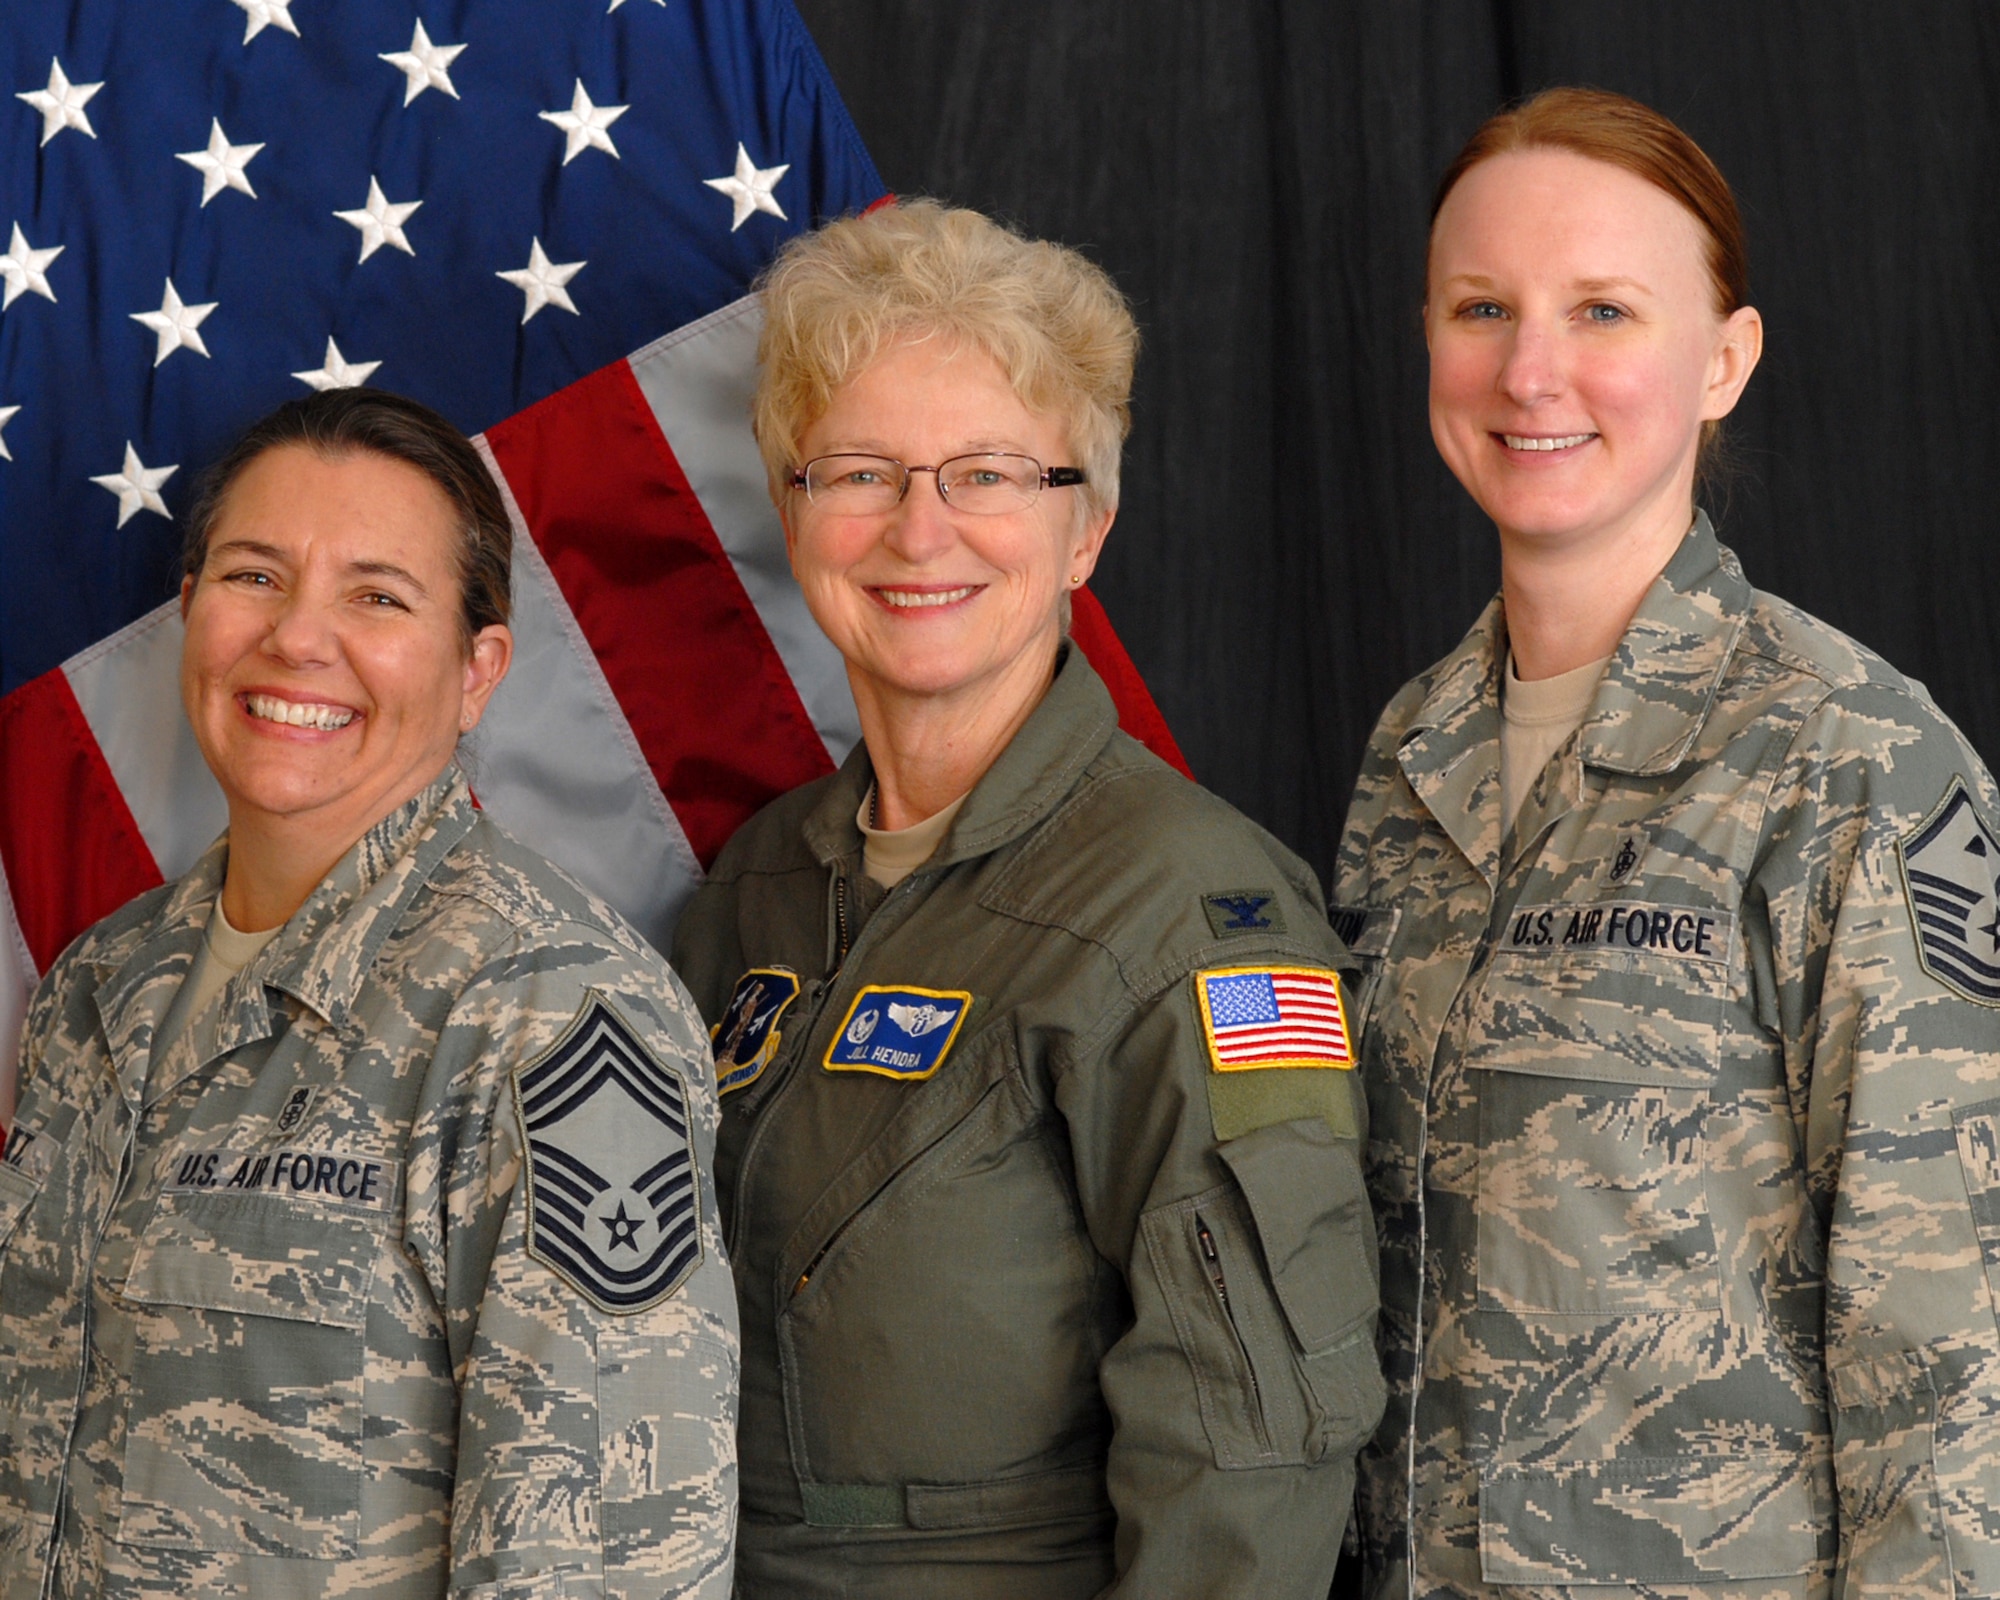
[1454,301,1628,324]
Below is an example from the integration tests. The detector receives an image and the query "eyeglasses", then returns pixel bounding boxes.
[789,453,1086,516]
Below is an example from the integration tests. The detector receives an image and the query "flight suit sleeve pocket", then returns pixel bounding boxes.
[1140,1120,1384,1471]
[1219,1119,1386,1462]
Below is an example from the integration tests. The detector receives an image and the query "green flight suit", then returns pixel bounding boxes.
[0,771,737,1599]
[673,646,1384,1599]
[1337,517,2000,1599]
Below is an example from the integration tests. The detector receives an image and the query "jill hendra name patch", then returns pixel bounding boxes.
[1501,901,1736,963]
[515,992,702,1315]
[824,985,974,1080]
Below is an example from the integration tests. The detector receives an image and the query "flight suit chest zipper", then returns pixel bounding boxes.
[728,866,924,1262]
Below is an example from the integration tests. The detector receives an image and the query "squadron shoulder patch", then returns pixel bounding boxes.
[515,992,702,1314]
[1899,779,2000,1006]
[824,985,973,1080]
[1194,966,1352,1071]
[711,967,800,1094]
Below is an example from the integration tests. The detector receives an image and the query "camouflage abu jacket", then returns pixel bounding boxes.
[0,770,737,1600]
[672,646,1385,1600]
[1335,516,2000,1600]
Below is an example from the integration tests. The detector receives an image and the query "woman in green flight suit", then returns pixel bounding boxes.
[673,199,1385,1598]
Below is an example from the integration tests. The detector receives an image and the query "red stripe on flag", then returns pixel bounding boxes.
[1071,586,1191,778]
[484,360,835,868]
[0,670,163,973]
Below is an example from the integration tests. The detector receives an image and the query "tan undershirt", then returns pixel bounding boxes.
[858,785,969,889]
[1500,653,1611,833]
[153,897,282,1065]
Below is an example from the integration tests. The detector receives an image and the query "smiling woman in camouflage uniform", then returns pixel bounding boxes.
[1337,88,2000,1600]
[0,388,737,1598]
[671,200,1384,1597]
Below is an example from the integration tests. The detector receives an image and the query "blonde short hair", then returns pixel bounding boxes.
[752,200,1138,521]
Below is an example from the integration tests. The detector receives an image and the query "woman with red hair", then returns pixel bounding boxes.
[1337,88,2000,1599]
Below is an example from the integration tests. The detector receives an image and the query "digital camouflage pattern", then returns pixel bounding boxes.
[1334,517,2000,1600]
[671,647,1385,1600]
[0,770,737,1599]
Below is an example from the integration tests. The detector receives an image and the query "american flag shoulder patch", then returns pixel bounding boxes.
[1193,966,1353,1072]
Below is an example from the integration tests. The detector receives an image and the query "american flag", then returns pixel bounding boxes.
[0,0,1183,1119]
[1198,967,1352,1070]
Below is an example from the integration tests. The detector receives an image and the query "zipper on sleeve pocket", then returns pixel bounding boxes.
[1195,1211,1269,1452]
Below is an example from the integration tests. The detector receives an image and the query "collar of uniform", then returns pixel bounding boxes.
[1394,596,1508,887]
[1577,512,1752,776]
[798,644,1122,874]
[87,835,231,1105]
[260,766,479,1027]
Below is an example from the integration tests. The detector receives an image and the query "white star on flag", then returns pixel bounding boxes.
[335,177,422,262]
[230,0,300,43]
[0,405,18,462]
[91,443,178,527]
[497,238,585,323]
[131,280,218,366]
[607,0,666,11]
[0,223,63,310]
[16,58,102,146]
[379,22,465,106]
[703,143,789,231]
[175,119,264,206]
[540,81,628,165]
[292,338,382,391]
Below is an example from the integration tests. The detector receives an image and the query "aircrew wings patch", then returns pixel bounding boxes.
[711,967,800,1094]
[824,985,973,1080]
[515,992,702,1314]
[1194,966,1353,1071]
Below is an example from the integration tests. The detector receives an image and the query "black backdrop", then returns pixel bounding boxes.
[795,0,2000,884]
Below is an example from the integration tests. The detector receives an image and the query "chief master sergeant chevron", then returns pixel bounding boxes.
[0,389,737,1598]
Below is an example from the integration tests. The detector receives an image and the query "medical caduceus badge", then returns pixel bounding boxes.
[514,992,703,1313]
[1900,779,2000,1007]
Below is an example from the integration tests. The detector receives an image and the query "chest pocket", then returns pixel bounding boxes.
[116,1178,391,1559]
[1468,916,1728,1316]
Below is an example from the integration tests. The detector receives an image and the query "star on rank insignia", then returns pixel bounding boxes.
[515,993,702,1313]
[712,967,800,1094]
[1899,779,2000,1006]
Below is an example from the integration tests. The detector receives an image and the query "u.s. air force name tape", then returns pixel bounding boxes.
[161,1147,397,1209]
[824,985,974,1080]
[711,966,801,1094]
[1499,901,1737,963]
[515,991,702,1315]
